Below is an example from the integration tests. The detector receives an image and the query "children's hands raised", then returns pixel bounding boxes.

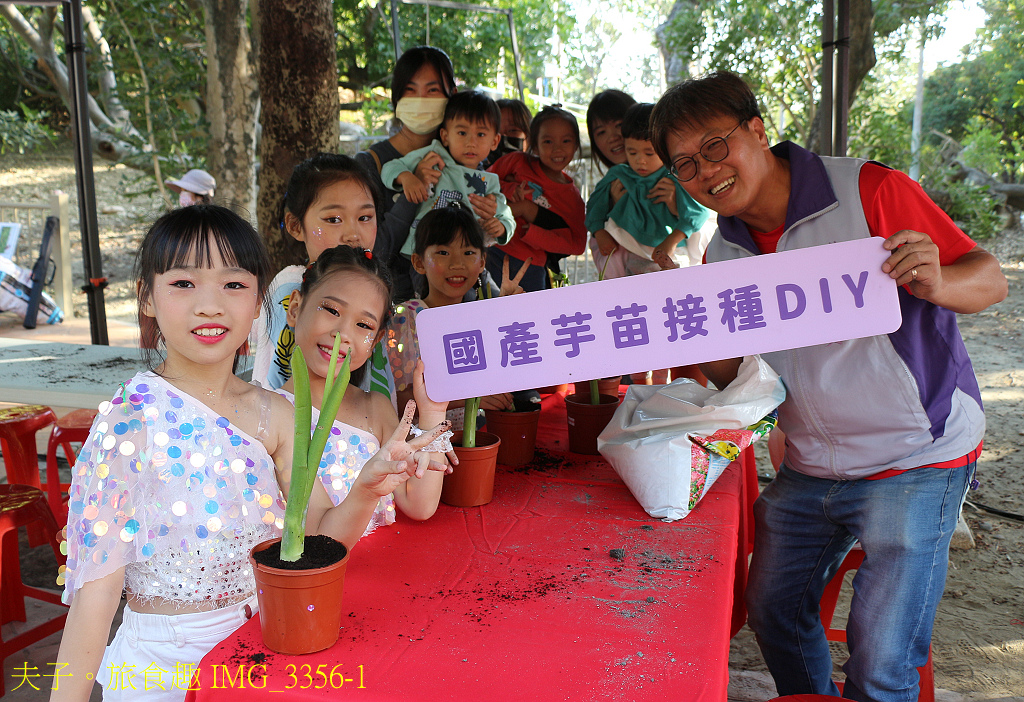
[357,402,454,496]
[414,152,445,188]
[648,177,679,216]
[412,359,449,424]
[500,255,531,296]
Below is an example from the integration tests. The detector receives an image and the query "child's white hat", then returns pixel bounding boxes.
[165,169,216,197]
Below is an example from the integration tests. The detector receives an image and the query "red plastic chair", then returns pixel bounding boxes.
[0,405,56,547]
[0,484,69,697]
[820,546,935,702]
[45,408,97,525]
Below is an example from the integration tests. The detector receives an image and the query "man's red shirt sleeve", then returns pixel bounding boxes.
[859,162,977,265]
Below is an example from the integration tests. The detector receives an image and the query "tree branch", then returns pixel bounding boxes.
[111,0,168,205]
[1,4,151,169]
[80,4,138,136]
[0,4,118,132]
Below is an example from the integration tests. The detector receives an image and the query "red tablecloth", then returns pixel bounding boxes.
[185,390,750,702]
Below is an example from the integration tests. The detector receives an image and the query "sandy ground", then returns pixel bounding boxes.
[2,149,1022,697]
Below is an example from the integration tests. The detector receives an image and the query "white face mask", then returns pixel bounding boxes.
[395,97,448,135]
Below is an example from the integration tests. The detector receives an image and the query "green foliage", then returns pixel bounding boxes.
[848,74,1003,240]
[923,0,1024,183]
[958,118,1024,180]
[847,69,915,169]
[334,0,573,131]
[0,30,35,111]
[659,0,830,144]
[939,175,1002,240]
[658,0,948,146]
[462,396,481,447]
[0,103,56,154]
[92,0,208,161]
[562,14,623,104]
[283,343,352,561]
[0,1,207,173]
[359,89,392,133]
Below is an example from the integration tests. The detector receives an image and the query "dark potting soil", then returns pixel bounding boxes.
[505,447,568,474]
[251,534,347,570]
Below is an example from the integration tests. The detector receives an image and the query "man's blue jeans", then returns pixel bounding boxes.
[746,463,972,702]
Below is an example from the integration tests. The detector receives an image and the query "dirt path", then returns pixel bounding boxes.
[936,231,1024,696]
[0,148,171,321]
[2,149,1023,696]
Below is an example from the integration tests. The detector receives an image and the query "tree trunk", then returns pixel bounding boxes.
[847,0,875,102]
[256,0,340,270]
[809,0,875,152]
[204,0,259,216]
[656,0,698,87]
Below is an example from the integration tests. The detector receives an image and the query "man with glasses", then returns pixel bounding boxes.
[650,71,1006,702]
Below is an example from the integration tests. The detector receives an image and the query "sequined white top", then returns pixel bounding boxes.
[61,372,285,606]
[276,389,395,535]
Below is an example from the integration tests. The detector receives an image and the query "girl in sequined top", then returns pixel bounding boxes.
[51,206,451,702]
[280,245,451,528]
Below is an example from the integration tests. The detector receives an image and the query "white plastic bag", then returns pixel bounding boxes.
[598,356,785,521]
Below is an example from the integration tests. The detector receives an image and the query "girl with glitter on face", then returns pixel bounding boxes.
[51,206,451,702]
[252,153,404,398]
[281,245,453,527]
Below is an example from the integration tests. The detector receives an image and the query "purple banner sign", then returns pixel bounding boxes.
[417,238,902,401]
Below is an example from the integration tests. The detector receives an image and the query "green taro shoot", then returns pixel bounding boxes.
[461,396,482,448]
[281,335,350,562]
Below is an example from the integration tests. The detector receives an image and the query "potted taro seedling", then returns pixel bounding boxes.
[249,338,353,655]
[441,396,501,507]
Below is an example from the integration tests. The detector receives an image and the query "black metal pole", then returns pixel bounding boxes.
[835,0,850,156]
[506,11,525,103]
[63,0,108,344]
[390,0,402,61]
[820,0,834,156]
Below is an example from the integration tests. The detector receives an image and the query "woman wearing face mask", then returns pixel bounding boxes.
[356,46,460,301]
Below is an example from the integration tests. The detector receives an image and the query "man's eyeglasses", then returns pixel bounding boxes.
[669,121,746,182]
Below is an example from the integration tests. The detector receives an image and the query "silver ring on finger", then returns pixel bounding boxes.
[912,268,918,279]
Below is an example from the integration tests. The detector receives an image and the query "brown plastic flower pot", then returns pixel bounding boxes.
[572,377,623,401]
[565,393,620,455]
[442,431,500,507]
[485,408,541,466]
[249,536,350,655]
